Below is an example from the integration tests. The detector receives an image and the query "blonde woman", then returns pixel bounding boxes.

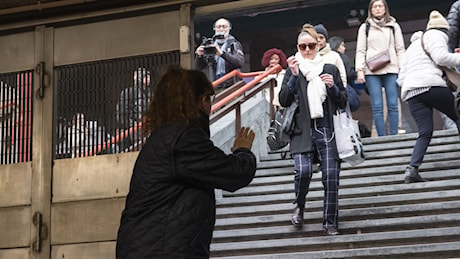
[279,24,347,235]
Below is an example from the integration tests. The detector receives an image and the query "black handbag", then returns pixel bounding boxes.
[266,108,288,151]
[266,96,299,151]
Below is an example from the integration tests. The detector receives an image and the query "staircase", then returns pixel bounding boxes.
[211,129,460,258]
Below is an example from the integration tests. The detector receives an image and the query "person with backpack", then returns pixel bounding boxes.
[397,11,460,183]
[355,0,405,136]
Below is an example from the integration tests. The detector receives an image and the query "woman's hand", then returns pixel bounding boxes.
[356,70,365,84]
[287,56,299,76]
[320,73,334,88]
[231,127,255,152]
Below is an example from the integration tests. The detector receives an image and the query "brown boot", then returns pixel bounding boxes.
[291,206,304,227]
[404,166,428,183]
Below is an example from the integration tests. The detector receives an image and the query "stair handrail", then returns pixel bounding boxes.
[211,64,281,112]
[84,64,281,157]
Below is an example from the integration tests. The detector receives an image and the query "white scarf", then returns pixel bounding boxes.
[294,52,327,119]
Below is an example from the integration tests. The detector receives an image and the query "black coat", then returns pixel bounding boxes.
[278,64,348,158]
[447,0,460,51]
[116,114,256,258]
[194,34,244,87]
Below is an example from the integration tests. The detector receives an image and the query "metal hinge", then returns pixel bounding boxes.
[32,212,48,252]
[35,61,47,99]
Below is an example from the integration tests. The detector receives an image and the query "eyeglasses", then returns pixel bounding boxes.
[298,43,317,51]
[215,25,229,29]
[372,4,384,9]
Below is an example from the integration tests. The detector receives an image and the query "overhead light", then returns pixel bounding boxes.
[345,9,364,27]
[346,17,361,27]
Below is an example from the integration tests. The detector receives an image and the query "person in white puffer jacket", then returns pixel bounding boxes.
[397,10,460,184]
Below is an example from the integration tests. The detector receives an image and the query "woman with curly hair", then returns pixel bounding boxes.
[116,65,257,258]
[261,48,288,108]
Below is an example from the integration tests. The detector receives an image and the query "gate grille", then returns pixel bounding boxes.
[54,51,180,159]
[0,71,34,164]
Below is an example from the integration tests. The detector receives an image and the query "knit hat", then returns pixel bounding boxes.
[314,24,328,40]
[426,10,449,30]
[261,48,288,69]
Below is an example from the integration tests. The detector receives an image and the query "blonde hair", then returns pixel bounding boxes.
[299,23,319,42]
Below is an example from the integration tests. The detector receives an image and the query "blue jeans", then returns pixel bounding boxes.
[365,74,399,136]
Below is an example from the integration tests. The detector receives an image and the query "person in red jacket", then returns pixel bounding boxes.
[116,65,256,258]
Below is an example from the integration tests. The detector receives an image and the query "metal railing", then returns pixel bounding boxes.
[0,71,33,164]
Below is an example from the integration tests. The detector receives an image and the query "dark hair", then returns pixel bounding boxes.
[142,65,214,135]
[328,36,344,52]
[367,0,391,23]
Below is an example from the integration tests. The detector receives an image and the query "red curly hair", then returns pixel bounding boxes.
[261,48,288,69]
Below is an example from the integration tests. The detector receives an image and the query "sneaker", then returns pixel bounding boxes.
[324,227,340,236]
[398,128,407,134]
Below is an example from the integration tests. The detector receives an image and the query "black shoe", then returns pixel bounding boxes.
[291,207,304,227]
[404,166,428,184]
[324,227,340,236]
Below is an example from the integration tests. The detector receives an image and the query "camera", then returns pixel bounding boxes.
[201,33,225,56]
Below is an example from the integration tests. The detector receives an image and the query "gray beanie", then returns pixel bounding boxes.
[314,24,328,40]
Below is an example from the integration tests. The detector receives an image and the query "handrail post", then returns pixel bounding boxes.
[269,79,275,119]
[235,104,241,134]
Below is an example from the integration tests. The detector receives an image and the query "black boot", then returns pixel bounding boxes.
[291,206,304,227]
[404,166,427,183]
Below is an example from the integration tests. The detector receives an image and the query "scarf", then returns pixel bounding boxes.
[372,17,386,27]
[215,38,229,78]
[294,52,327,119]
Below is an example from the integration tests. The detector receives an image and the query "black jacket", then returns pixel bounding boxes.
[278,64,348,158]
[447,0,460,51]
[116,114,256,258]
[195,34,244,88]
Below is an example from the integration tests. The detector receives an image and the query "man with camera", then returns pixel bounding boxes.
[194,18,244,90]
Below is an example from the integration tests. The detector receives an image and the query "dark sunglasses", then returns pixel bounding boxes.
[298,43,317,51]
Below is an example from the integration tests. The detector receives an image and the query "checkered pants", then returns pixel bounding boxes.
[293,126,341,229]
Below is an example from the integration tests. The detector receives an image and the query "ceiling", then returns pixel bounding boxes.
[0,0,453,34]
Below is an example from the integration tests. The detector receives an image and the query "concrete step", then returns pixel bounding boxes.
[211,129,460,258]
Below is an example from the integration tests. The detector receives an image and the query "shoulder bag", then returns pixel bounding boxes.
[365,24,393,72]
[333,105,365,166]
[421,31,460,92]
[266,96,299,151]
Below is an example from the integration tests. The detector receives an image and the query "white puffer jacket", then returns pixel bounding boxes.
[398,29,460,101]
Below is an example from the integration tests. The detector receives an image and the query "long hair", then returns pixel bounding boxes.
[367,0,391,23]
[142,65,215,136]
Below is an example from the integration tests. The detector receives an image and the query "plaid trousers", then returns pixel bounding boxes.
[293,126,341,229]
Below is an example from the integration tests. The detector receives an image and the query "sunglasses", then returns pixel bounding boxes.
[298,43,317,51]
